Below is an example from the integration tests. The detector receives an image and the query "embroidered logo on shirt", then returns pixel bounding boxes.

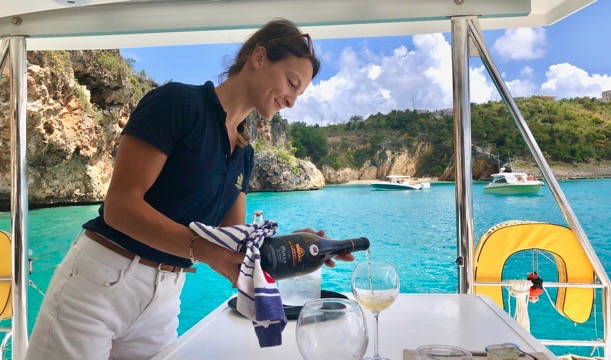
[235,173,243,190]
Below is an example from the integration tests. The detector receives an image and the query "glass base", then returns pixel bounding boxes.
[363,357,391,360]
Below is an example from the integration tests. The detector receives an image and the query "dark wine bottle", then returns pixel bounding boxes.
[259,232,370,280]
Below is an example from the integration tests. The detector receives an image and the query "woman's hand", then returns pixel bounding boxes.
[195,239,244,287]
[326,252,355,267]
[292,228,355,267]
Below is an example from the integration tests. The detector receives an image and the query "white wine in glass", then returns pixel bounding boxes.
[352,262,400,360]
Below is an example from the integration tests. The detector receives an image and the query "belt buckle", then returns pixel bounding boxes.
[157,263,169,273]
[157,263,178,273]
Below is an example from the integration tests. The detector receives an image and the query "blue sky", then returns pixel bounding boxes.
[121,1,610,125]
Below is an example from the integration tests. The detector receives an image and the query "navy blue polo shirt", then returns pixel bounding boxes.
[83,81,254,267]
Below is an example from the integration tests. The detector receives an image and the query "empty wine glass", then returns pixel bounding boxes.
[352,262,400,360]
[296,298,368,360]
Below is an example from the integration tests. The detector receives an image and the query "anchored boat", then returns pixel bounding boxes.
[484,171,545,195]
[371,175,430,191]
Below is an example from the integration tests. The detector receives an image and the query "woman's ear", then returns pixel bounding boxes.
[250,46,266,70]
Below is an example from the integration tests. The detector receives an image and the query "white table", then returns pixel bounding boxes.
[152,294,557,359]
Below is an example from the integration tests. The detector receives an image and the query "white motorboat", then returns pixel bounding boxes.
[484,170,545,195]
[371,175,430,190]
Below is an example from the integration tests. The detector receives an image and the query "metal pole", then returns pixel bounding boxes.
[451,17,475,295]
[0,39,9,71]
[475,281,604,289]
[8,35,29,360]
[466,18,611,357]
[1,332,13,358]
[539,340,605,347]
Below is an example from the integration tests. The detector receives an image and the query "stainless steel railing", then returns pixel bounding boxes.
[1,35,29,360]
[451,15,611,356]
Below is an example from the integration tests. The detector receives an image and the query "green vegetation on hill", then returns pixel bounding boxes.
[473,97,610,162]
[288,97,611,176]
[290,122,328,163]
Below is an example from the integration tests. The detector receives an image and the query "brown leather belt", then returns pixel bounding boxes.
[85,230,196,273]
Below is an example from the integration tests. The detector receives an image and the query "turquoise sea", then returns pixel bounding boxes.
[1,179,610,357]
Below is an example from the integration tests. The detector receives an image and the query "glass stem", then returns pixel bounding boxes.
[373,311,381,358]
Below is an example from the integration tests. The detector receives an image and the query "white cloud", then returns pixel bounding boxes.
[540,63,611,98]
[520,66,534,77]
[368,64,382,80]
[284,33,504,124]
[506,66,537,98]
[313,43,333,64]
[469,66,496,104]
[281,33,610,125]
[493,27,547,60]
[506,79,538,98]
[285,34,458,124]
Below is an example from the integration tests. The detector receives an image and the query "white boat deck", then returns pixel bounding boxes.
[152,294,557,359]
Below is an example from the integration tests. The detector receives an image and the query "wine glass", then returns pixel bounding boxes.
[296,298,369,360]
[352,262,400,360]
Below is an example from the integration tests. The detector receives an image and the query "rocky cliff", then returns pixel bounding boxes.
[315,97,610,183]
[322,144,427,183]
[0,51,324,210]
[247,112,325,191]
[322,143,611,183]
[0,50,144,209]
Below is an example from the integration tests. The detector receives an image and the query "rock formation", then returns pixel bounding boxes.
[249,149,325,191]
[0,50,143,209]
[0,51,324,210]
[246,112,325,191]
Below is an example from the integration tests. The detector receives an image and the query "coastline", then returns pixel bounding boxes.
[344,177,437,185]
[343,160,611,185]
[1,162,609,211]
[509,159,611,180]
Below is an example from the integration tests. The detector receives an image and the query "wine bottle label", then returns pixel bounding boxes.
[261,235,309,275]
[260,234,369,279]
[290,240,306,267]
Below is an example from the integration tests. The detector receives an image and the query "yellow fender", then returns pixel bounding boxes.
[0,230,11,320]
[474,221,594,323]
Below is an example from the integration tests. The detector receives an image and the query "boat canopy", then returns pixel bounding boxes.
[0,0,596,50]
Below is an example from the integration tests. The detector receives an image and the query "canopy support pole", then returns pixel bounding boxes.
[1,35,30,360]
[450,17,474,295]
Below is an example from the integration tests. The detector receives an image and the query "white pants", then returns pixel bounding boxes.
[26,233,186,360]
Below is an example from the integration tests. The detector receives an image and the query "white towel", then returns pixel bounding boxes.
[189,220,287,347]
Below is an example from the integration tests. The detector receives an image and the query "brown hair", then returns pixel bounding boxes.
[221,18,321,147]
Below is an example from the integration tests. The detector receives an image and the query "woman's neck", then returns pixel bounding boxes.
[215,75,253,130]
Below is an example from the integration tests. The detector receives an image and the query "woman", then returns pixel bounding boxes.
[27,18,351,360]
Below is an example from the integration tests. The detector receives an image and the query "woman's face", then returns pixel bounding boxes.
[250,50,314,120]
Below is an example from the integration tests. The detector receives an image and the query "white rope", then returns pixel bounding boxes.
[507,279,532,331]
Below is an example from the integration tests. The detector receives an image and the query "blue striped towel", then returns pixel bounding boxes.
[189,220,287,347]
